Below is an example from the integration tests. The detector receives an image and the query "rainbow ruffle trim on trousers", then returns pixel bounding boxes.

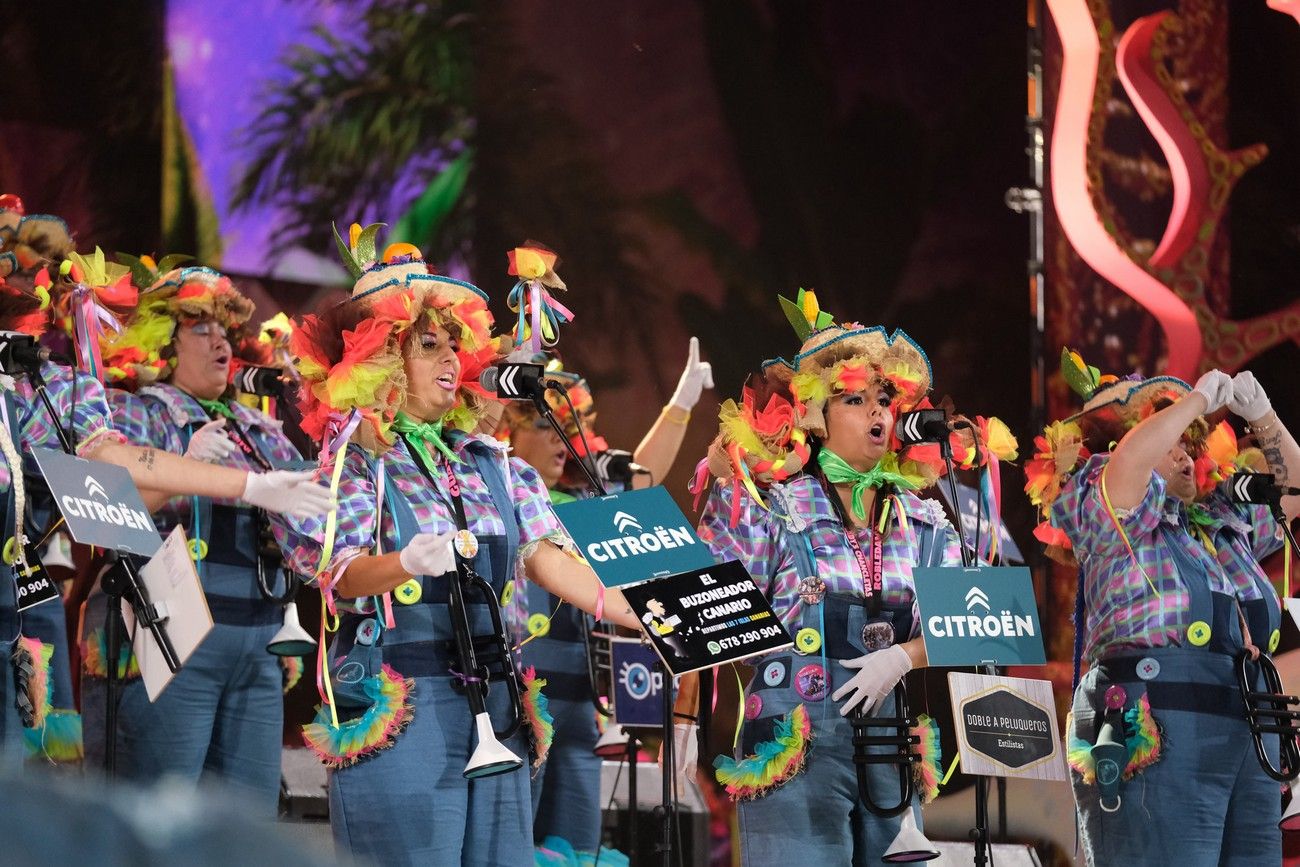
[535,836,629,866]
[280,656,304,694]
[713,703,812,800]
[1066,692,1163,784]
[81,628,140,680]
[522,666,554,770]
[912,713,943,804]
[24,709,84,762]
[302,663,414,768]
[13,637,50,729]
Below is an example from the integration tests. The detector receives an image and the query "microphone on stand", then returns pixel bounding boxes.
[479,361,548,405]
[590,448,652,488]
[1228,472,1300,506]
[894,408,953,445]
[0,330,52,374]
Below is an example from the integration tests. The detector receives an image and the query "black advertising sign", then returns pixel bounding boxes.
[619,559,793,676]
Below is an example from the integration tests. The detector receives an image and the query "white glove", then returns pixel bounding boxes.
[185,419,239,463]
[398,531,457,578]
[241,470,335,519]
[831,644,913,718]
[668,337,714,412]
[661,722,698,791]
[1229,370,1273,424]
[1191,369,1233,415]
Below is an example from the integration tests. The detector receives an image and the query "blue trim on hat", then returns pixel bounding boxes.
[761,325,933,382]
[348,271,487,304]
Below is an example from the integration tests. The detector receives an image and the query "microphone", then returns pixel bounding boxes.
[0,330,51,374]
[1228,472,1300,505]
[590,448,651,487]
[479,361,547,402]
[233,365,285,398]
[894,408,952,446]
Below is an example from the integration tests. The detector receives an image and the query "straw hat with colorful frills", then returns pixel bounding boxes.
[1024,349,1256,563]
[290,223,499,455]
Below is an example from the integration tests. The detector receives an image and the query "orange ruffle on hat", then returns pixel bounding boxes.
[292,223,500,454]
[761,289,933,438]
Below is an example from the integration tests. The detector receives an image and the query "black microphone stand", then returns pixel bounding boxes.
[532,383,680,867]
[932,431,996,867]
[21,362,179,777]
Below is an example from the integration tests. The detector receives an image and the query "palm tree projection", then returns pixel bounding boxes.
[231,0,476,267]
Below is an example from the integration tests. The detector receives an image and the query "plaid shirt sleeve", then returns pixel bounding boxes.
[19,366,125,456]
[697,481,781,594]
[1205,482,1284,562]
[270,446,377,583]
[506,455,573,551]
[1052,454,1168,560]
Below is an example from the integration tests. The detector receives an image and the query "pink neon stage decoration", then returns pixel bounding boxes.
[1046,0,1202,380]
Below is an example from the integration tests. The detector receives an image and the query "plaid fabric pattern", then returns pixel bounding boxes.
[273,432,569,626]
[108,382,303,534]
[697,474,963,635]
[1198,488,1281,602]
[1049,454,1266,661]
[16,362,124,455]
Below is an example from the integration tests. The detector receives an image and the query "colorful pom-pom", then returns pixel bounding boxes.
[714,703,812,800]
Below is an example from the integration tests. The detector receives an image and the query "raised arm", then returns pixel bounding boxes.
[634,337,713,484]
[1104,371,1231,510]
[1229,371,1300,521]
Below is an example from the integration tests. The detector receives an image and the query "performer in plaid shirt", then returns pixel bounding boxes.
[72,265,326,809]
[276,227,638,865]
[1028,352,1300,866]
[691,291,1011,865]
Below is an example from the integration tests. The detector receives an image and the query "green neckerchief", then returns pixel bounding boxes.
[195,397,237,421]
[1186,502,1214,528]
[392,412,463,475]
[817,447,920,521]
[549,488,578,506]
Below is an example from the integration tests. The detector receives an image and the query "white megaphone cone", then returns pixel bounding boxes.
[882,807,941,863]
[464,711,524,779]
[41,531,74,571]
[593,719,630,757]
[266,602,317,657]
[1283,776,1300,832]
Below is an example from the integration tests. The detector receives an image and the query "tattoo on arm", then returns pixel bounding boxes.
[136,448,156,472]
[1257,428,1290,485]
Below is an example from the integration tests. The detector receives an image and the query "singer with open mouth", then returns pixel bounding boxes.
[692,290,1011,864]
[276,226,640,866]
[1027,352,1300,865]
[494,331,712,862]
[76,265,326,810]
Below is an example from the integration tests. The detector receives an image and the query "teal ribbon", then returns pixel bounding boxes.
[817,447,918,520]
[391,412,462,474]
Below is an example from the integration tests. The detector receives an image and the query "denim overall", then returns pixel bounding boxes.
[0,394,23,772]
[1069,511,1283,866]
[520,577,601,852]
[18,476,78,762]
[326,443,533,866]
[81,401,287,810]
[728,508,948,866]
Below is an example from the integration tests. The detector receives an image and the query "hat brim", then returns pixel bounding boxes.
[1065,375,1191,424]
[762,325,932,403]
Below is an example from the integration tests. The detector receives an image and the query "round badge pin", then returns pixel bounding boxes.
[794,628,822,655]
[762,660,787,687]
[744,694,763,720]
[1135,657,1161,681]
[861,621,896,652]
[355,618,378,647]
[795,664,828,702]
[527,613,551,638]
[395,579,422,605]
[798,577,826,606]
[454,529,479,560]
[1103,685,1126,711]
